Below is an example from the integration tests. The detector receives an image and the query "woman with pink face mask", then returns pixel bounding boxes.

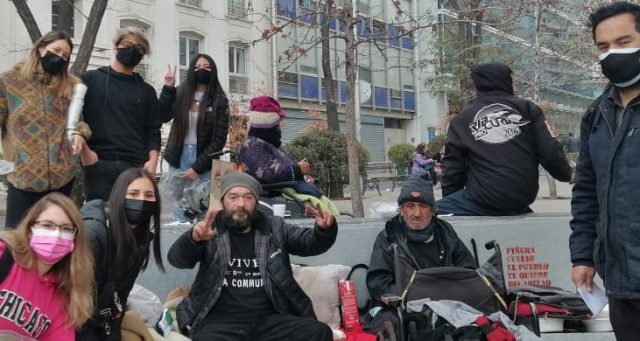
[0,192,94,340]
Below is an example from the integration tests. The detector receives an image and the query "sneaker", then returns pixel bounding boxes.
[166,220,192,227]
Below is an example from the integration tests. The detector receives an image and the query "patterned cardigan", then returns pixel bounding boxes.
[237,136,302,184]
[0,66,91,192]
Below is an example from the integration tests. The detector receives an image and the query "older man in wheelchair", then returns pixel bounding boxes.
[236,96,340,217]
[364,174,515,340]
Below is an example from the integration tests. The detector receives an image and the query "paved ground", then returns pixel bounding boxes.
[332,175,573,218]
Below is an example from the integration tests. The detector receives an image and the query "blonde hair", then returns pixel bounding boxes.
[113,26,151,55]
[0,193,94,328]
[17,30,79,98]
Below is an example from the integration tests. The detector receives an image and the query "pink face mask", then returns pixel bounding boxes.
[30,228,75,264]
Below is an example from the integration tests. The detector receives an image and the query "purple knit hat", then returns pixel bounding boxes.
[248,96,287,129]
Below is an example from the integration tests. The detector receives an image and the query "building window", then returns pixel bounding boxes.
[228,0,246,17]
[384,118,403,129]
[228,45,247,75]
[179,33,202,82]
[52,0,75,37]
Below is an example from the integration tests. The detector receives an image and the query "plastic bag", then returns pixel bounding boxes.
[127,284,163,327]
[369,202,398,219]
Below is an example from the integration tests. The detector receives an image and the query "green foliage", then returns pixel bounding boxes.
[287,129,370,198]
[388,143,415,165]
[428,134,446,155]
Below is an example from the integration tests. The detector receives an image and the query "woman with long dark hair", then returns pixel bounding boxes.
[411,143,436,183]
[0,30,94,228]
[158,54,229,225]
[77,168,164,341]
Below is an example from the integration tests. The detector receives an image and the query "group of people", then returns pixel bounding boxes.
[1,1,640,340]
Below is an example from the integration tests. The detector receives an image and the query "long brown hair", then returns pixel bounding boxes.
[17,30,79,98]
[0,193,94,328]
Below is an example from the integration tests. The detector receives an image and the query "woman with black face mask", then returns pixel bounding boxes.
[157,53,229,225]
[77,168,164,341]
[0,30,93,228]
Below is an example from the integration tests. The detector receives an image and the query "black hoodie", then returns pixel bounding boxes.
[81,66,161,165]
[441,63,571,213]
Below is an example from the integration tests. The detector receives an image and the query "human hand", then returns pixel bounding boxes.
[180,168,199,181]
[191,209,218,242]
[143,159,158,176]
[298,160,310,175]
[571,265,596,292]
[70,134,86,155]
[305,203,334,230]
[164,65,177,87]
[79,148,98,167]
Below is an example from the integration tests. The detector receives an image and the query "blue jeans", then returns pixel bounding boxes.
[167,145,210,222]
[436,189,531,216]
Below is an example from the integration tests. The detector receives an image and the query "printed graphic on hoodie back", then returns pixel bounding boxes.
[469,103,530,144]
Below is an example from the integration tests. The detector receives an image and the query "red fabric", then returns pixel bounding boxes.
[475,316,516,341]
[510,301,568,316]
[341,326,377,341]
[249,96,287,117]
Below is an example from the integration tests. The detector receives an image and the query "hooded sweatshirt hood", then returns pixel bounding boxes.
[471,63,514,95]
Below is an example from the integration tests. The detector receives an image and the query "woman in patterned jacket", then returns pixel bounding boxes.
[0,31,93,228]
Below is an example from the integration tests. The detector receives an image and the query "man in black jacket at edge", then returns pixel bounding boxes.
[366,174,476,306]
[168,170,336,341]
[438,63,572,216]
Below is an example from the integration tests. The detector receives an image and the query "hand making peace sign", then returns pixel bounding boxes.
[164,64,177,87]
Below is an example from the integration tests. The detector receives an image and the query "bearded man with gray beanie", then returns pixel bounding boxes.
[366,174,477,305]
[168,170,337,340]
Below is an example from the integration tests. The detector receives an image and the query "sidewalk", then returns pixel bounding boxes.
[332,176,573,218]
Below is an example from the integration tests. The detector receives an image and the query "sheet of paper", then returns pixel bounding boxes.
[578,282,608,316]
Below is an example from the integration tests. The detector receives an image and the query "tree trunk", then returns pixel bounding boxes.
[58,0,75,36]
[70,0,109,75]
[321,0,344,199]
[344,0,364,218]
[322,0,339,132]
[10,0,42,43]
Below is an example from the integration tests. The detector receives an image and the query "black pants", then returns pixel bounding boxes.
[84,159,139,202]
[192,314,333,341]
[609,298,640,341]
[4,180,74,228]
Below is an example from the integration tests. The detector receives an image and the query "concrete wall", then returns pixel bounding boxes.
[137,214,595,300]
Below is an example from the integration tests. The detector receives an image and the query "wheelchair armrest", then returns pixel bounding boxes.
[261,181,298,191]
[380,294,403,308]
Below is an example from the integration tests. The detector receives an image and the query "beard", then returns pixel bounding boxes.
[222,207,258,232]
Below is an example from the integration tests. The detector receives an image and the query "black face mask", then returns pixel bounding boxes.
[195,69,212,85]
[124,198,156,225]
[116,46,144,68]
[40,51,68,75]
[599,48,640,89]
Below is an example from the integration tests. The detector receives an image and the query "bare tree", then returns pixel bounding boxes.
[10,0,110,75]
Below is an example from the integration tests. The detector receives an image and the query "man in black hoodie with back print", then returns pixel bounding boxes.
[437,63,572,216]
[80,27,162,201]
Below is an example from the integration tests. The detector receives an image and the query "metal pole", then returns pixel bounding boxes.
[353,2,361,141]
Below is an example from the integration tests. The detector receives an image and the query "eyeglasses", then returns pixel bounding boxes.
[118,41,146,54]
[33,220,77,235]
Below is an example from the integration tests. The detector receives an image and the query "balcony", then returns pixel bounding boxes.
[229,75,248,94]
[178,0,202,8]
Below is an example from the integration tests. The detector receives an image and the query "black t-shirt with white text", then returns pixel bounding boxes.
[207,229,275,320]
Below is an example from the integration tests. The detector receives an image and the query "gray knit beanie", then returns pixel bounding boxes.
[397,174,436,208]
[220,170,262,199]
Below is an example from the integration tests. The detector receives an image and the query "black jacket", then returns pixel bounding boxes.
[81,67,161,165]
[167,208,338,336]
[442,63,571,213]
[79,200,149,341]
[366,215,476,304]
[570,86,640,299]
[157,85,229,174]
